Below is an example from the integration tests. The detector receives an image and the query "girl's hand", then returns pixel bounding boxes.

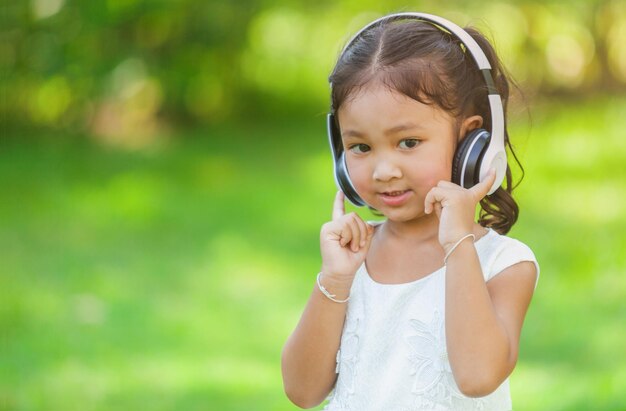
[424,168,497,253]
[320,191,374,284]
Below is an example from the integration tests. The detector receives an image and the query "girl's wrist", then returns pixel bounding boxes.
[443,233,476,264]
[441,225,475,253]
[442,237,467,254]
[317,271,353,298]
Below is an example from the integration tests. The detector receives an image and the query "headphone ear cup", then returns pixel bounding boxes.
[327,113,365,206]
[452,129,491,189]
[327,114,343,163]
[337,153,365,206]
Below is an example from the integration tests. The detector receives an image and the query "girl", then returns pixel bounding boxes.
[281,12,539,411]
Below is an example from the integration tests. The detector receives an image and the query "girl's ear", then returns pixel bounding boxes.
[458,115,484,140]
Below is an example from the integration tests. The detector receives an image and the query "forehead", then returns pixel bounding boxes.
[337,82,454,130]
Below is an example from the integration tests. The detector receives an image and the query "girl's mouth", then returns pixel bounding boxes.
[379,190,412,206]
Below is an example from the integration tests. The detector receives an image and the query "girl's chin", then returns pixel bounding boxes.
[376,206,429,222]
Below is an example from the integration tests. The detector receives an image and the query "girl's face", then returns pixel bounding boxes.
[337,83,459,223]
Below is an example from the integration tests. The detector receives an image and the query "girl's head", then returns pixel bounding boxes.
[329,17,523,234]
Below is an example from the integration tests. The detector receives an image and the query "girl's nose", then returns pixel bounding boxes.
[373,160,402,181]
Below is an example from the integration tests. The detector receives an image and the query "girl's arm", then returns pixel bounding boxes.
[444,242,537,397]
[281,278,351,408]
[281,192,373,408]
[424,169,537,397]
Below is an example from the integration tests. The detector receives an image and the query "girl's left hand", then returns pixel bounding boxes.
[424,168,497,253]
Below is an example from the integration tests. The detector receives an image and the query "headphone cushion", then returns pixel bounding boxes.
[452,129,488,188]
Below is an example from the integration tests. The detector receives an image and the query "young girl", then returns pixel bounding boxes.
[281,12,539,411]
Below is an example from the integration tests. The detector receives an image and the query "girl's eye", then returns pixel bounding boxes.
[399,139,420,149]
[349,143,371,154]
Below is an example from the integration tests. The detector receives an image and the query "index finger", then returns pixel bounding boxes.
[332,191,345,221]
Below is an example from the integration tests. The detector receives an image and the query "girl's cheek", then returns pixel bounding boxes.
[347,160,369,178]
[415,161,448,187]
[354,174,371,192]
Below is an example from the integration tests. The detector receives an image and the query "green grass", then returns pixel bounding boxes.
[2,97,625,410]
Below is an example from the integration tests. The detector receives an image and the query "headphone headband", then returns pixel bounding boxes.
[339,13,492,69]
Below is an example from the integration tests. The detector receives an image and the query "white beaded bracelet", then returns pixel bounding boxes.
[443,233,476,265]
[316,273,350,303]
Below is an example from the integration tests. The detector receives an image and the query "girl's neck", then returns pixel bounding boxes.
[381,213,440,245]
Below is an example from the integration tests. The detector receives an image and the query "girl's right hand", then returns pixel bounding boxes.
[320,191,374,286]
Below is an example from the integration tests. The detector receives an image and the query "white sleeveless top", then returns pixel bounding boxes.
[323,228,539,411]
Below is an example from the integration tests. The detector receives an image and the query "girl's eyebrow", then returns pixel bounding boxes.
[341,129,365,138]
[342,122,424,138]
[383,122,424,135]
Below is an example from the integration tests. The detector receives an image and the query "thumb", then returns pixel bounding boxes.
[471,168,497,201]
[332,191,345,221]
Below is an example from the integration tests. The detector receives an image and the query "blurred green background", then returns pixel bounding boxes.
[2,0,626,410]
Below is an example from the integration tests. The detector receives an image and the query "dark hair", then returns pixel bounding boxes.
[329,18,524,234]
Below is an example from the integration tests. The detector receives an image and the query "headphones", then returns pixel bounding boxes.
[327,12,507,207]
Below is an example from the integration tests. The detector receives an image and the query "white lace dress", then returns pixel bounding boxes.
[323,228,539,411]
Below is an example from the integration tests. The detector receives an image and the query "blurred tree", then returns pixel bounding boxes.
[2,0,626,138]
